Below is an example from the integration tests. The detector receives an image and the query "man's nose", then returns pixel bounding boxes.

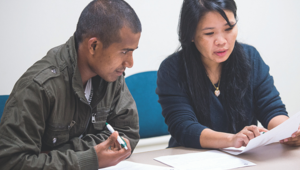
[124,53,134,68]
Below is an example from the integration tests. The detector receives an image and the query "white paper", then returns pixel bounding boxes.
[99,161,176,170]
[154,150,255,170]
[222,111,300,155]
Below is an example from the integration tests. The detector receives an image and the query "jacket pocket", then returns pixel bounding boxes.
[42,124,69,147]
[93,109,110,130]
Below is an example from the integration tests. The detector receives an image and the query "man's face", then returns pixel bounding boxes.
[88,27,141,82]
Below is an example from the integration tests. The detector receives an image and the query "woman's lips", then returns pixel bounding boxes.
[214,49,228,57]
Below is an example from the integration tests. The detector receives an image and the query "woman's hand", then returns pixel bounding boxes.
[230,125,268,148]
[280,125,300,146]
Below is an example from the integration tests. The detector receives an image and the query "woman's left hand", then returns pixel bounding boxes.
[280,125,300,146]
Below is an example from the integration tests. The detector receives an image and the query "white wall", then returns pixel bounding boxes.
[0,0,299,117]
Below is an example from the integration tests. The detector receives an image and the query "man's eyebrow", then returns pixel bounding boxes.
[122,47,138,51]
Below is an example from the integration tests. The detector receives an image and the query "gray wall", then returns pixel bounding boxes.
[0,0,299,116]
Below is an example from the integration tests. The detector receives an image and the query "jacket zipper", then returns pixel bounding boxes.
[79,97,94,138]
[92,113,96,123]
[68,120,76,130]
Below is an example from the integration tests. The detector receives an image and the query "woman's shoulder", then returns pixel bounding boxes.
[240,43,259,56]
[159,51,183,73]
[239,43,271,82]
[160,51,182,66]
[240,43,263,63]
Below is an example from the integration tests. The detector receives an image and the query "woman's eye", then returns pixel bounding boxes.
[204,32,214,35]
[225,27,233,31]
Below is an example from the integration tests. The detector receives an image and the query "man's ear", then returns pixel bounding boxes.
[88,37,103,55]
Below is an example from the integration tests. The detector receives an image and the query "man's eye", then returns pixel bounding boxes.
[204,32,214,35]
[121,51,127,54]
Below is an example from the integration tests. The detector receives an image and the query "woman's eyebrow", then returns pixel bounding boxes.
[202,21,236,30]
[225,21,237,26]
[202,27,214,31]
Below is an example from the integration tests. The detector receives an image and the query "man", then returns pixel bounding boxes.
[0,0,141,169]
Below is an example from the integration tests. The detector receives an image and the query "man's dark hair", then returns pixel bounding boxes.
[75,0,142,49]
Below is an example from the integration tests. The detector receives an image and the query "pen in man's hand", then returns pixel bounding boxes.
[105,122,128,150]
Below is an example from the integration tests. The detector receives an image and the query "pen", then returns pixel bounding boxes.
[105,122,128,150]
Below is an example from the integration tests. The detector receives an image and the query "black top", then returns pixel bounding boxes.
[156,44,288,148]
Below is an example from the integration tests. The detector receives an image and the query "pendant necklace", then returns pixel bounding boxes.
[211,79,221,97]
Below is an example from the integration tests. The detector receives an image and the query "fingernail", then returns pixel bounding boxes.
[292,134,296,138]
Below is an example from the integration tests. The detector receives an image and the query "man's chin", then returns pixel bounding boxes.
[103,75,121,83]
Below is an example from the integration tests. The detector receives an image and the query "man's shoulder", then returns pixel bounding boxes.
[32,66,62,86]
[11,41,72,97]
[29,45,67,85]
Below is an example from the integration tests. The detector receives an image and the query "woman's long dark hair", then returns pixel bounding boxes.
[178,0,251,133]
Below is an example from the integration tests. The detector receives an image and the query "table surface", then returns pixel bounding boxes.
[127,143,300,169]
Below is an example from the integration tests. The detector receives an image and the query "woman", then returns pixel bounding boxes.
[156,0,300,149]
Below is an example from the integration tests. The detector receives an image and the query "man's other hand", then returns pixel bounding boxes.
[94,131,131,168]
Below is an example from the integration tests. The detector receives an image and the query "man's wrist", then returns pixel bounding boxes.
[75,147,99,170]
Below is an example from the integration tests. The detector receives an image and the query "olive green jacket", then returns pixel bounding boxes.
[0,36,139,170]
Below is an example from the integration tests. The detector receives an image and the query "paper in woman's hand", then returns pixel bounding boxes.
[221,111,300,155]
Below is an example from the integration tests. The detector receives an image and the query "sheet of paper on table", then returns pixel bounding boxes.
[99,161,177,170]
[154,150,255,170]
[221,111,300,155]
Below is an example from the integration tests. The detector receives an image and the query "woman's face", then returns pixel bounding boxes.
[194,10,238,66]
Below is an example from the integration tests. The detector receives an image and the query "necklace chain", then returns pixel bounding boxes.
[211,79,220,90]
[209,77,221,97]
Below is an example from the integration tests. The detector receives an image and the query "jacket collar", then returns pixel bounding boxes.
[64,36,86,100]
[63,36,108,107]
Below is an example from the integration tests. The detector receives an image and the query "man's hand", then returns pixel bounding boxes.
[94,131,131,168]
[280,125,300,146]
[230,125,268,148]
